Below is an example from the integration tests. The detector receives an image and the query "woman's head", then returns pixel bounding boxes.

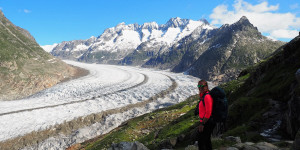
[198,79,209,92]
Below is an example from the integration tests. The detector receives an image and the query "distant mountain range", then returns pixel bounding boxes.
[45,16,285,84]
[50,17,213,63]
[0,10,83,100]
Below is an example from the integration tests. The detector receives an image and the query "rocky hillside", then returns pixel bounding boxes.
[0,10,87,100]
[147,16,284,85]
[223,33,300,142]
[187,17,285,84]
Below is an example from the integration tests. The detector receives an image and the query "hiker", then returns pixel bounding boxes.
[197,79,216,150]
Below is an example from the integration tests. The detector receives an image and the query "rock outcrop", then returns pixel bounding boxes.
[229,34,300,140]
[281,36,300,139]
[296,69,300,83]
[186,16,284,85]
[292,129,300,150]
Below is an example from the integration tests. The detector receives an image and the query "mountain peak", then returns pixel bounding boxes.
[236,16,252,26]
[116,22,126,27]
[240,16,248,20]
[199,19,209,25]
[141,22,159,30]
[224,16,257,32]
[165,17,190,29]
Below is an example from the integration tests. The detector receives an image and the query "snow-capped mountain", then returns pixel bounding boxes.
[137,16,284,84]
[51,36,97,60]
[46,16,285,84]
[48,17,214,64]
[173,16,285,84]
[41,43,58,52]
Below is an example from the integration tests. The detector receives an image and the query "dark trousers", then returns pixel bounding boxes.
[197,119,216,150]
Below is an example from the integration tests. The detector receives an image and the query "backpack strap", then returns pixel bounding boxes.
[200,92,210,106]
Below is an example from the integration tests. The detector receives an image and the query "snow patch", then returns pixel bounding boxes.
[73,44,89,52]
[41,43,58,53]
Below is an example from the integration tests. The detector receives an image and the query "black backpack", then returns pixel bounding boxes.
[194,86,228,123]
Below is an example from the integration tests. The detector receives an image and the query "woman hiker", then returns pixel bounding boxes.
[197,79,216,150]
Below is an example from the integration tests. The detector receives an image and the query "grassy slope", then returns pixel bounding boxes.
[223,36,300,141]
[78,95,199,150]
[76,93,242,150]
[0,11,82,100]
[76,68,290,149]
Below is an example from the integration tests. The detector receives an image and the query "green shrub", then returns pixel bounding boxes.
[228,97,268,128]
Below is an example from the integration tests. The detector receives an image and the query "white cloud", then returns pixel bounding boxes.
[24,9,31,13]
[290,3,299,10]
[270,29,299,39]
[209,0,300,40]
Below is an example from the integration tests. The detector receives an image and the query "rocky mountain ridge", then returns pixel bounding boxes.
[51,17,213,64]
[0,10,87,100]
[144,16,284,84]
[187,16,284,84]
[46,16,284,84]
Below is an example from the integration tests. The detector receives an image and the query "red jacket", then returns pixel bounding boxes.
[199,91,213,123]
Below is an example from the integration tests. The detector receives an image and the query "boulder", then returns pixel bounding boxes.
[225,136,242,143]
[286,95,300,138]
[253,142,278,150]
[159,138,177,149]
[177,134,186,142]
[226,147,239,150]
[233,142,279,150]
[184,145,198,150]
[242,144,259,150]
[233,142,257,150]
[108,141,149,150]
[296,69,300,84]
[244,142,255,145]
[292,129,300,150]
[282,70,300,139]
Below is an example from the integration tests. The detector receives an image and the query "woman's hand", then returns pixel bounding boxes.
[198,124,204,132]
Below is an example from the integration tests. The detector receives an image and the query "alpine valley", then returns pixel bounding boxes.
[47,16,284,84]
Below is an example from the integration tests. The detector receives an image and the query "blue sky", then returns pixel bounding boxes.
[1,0,299,45]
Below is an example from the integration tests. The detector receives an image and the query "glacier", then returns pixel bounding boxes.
[0,60,214,149]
